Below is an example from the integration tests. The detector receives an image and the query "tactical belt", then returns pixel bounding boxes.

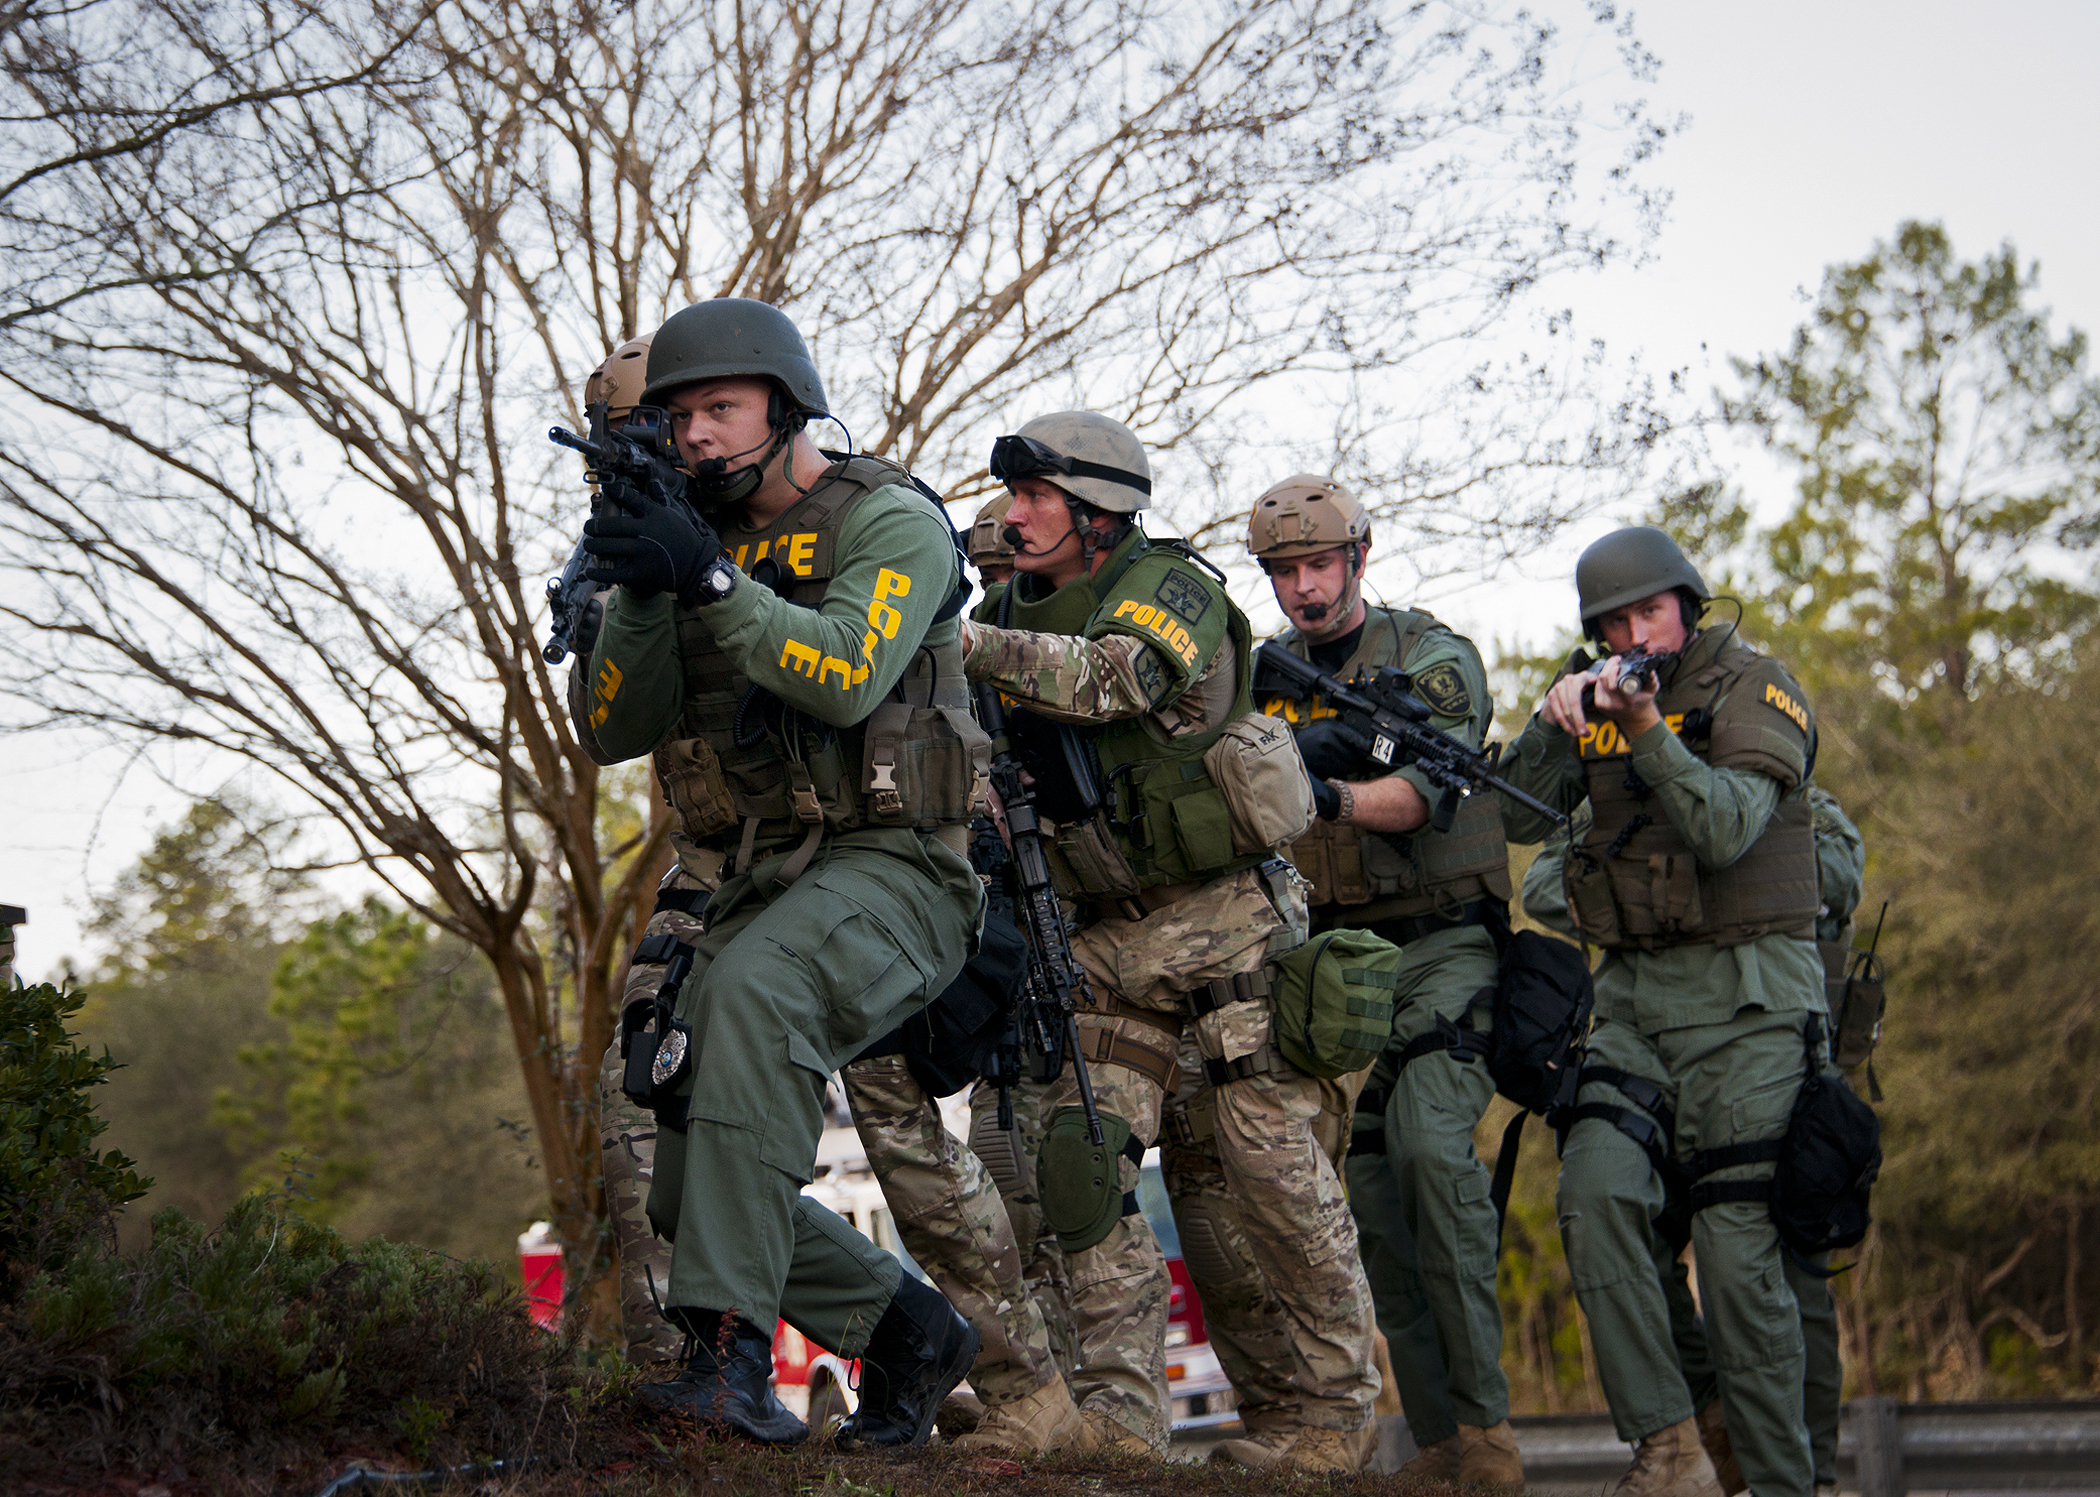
[1187,968,1273,1017]
[1114,1131,1148,1219]
[1393,997,1497,1072]
[1076,1013,1178,1091]
[1204,1041,1294,1089]
[1685,1140,1783,1214]
[1083,879,1202,925]
[652,885,712,919]
[1366,899,1501,949]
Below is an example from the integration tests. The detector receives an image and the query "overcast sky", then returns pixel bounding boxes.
[6,0,2097,980]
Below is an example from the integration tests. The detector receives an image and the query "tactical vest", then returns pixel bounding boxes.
[1561,628,1818,950]
[1260,608,1511,918]
[990,530,1264,896]
[653,457,986,872]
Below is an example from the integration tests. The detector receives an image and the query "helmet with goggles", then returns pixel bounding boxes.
[989,413,1151,515]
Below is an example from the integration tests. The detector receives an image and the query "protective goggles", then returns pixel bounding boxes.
[989,434,1151,496]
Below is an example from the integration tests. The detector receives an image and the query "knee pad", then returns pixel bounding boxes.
[1038,1106,1140,1253]
[1173,1195,1258,1295]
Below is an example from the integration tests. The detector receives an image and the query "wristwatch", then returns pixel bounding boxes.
[692,555,738,605]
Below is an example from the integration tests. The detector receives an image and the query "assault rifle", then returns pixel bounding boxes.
[972,681,1106,1146]
[1255,640,1568,834]
[1578,646,1672,713]
[543,408,692,664]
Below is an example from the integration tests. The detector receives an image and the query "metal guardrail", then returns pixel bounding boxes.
[1506,1398,2100,1495]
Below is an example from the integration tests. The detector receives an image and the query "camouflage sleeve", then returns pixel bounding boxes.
[963,625,1173,722]
[1627,722,1784,869]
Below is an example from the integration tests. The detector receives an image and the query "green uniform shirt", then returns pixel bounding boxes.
[588,480,962,758]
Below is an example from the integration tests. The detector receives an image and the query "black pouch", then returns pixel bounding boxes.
[619,933,696,1119]
[852,910,1028,1098]
[1488,924,1596,1116]
[1769,1016,1881,1260]
[1690,1014,1881,1273]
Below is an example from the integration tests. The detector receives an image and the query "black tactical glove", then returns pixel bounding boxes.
[582,483,723,603]
[1294,717,1374,782]
[1309,774,1343,822]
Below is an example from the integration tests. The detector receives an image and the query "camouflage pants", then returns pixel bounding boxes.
[966,1074,1079,1371]
[842,1054,1063,1407]
[1156,1037,1377,1432]
[1041,866,1379,1449]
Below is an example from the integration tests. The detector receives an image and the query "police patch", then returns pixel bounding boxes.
[1153,569,1211,626]
[1413,662,1472,719]
[1134,647,1170,705]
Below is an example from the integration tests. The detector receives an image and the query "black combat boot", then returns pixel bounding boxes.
[836,1274,981,1448]
[637,1309,808,1445]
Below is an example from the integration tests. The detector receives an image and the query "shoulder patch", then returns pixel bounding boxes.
[1153,569,1211,627]
[1762,680,1810,734]
[1134,647,1170,706]
[1412,661,1473,719]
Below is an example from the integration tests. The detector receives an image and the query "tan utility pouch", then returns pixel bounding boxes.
[1645,852,1704,933]
[1204,713,1316,854]
[1050,812,1143,900]
[656,736,739,838]
[860,701,991,826]
[1563,848,1623,947]
[1831,948,1887,1072]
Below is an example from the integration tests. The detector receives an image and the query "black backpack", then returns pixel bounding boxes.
[851,910,1029,1098]
[1689,1014,1881,1272]
[1396,910,1595,1236]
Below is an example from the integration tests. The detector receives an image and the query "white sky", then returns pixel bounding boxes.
[6,0,2097,980]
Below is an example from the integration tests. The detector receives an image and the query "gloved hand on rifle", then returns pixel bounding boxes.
[1294,717,1375,782]
[583,482,724,604]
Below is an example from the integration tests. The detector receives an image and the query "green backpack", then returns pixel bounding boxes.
[1270,928,1404,1078]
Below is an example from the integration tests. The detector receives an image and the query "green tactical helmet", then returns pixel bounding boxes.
[992,412,1152,514]
[642,298,828,416]
[1575,525,1711,630]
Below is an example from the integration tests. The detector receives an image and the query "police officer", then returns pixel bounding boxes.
[1499,526,1827,1497]
[958,415,1380,1469]
[968,494,1019,587]
[1247,476,1520,1488]
[577,298,984,1447]
[1521,787,1861,1497]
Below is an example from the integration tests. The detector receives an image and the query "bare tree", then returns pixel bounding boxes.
[0,0,1675,1326]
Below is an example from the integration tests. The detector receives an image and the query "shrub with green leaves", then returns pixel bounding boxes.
[1,1195,590,1474]
[1,982,150,1284]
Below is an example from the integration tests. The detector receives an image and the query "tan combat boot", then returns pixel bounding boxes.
[1286,1423,1377,1474]
[1211,1426,1296,1469]
[1077,1408,1156,1457]
[1401,1433,1463,1483]
[952,1377,1084,1455]
[1609,1417,1723,1497]
[1458,1420,1526,1490]
[1694,1401,1745,1495]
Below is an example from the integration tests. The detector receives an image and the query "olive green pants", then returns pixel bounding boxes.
[1344,1041,1460,1451]
[645,830,980,1349]
[1666,1236,1842,1485]
[1558,1012,1817,1497]
[1382,926,1508,1429]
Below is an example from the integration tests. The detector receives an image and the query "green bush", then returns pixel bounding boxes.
[0,982,150,1285]
[1,1195,590,1473]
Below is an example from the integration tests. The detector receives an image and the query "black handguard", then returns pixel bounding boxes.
[1254,640,1568,834]
[545,410,696,661]
[1578,645,1673,713]
[973,681,1106,1146]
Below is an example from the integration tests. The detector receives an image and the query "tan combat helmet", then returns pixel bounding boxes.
[967,494,1017,574]
[1246,474,1371,562]
[989,412,1152,514]
[584,335,653,427]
